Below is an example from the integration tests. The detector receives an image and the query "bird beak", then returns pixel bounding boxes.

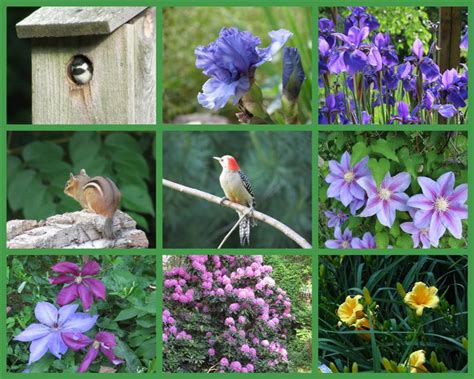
[213,156,221,161]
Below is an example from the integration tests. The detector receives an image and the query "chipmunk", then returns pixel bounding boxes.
[64,169,121,239]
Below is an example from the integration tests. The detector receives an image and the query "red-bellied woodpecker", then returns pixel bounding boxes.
[213,155,256,246]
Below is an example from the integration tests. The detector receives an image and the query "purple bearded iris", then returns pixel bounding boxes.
[324,209,349,228]
[358,172,411,228]
[49,261,106,311]
[14,302,97,365]
[325,227,352,249]
[62,331,123,373]
[407,172,467,243]
[351,232,376,249]
[325,152,370,213]
[195,27,292,110]
[282,47,306,101]
[400,222,432,248]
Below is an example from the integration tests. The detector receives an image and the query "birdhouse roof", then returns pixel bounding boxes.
[16,7,148,38]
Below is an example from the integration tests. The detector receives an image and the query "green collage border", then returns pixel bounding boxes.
[0,0,472,378]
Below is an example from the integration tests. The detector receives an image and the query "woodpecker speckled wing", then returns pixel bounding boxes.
[214,155,256,246]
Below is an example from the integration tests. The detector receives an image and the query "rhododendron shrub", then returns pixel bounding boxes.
[163,255,294,373]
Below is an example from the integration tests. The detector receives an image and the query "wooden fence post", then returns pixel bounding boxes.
[438,7,461,73]
[16,7,156,124]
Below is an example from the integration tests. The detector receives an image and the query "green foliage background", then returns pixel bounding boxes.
[319,255,467,373]
[163,131,312,248]
[318,131,468,249]
[7,255,157,373]
[7,132,156,246]
[163,7,312,124]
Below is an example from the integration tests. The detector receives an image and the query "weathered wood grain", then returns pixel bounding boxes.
[17,7,147,38]
[438,7,462,72]
[30,9,156,124]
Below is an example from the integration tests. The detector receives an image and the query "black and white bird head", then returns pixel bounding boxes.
[70,56,93,85]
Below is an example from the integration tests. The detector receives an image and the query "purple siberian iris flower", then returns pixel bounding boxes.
[325,151,370,212]
[63,331,123,373]
[407,172,467,244]
[400,222,432,248]
[411,38,440,83]
[332,26,370,74]
[344,7,380,33]
[195,27,292,110]
[389,101,420,124]
[358,172,411,228]
[49,261,106,311]
[14,302,97,365]
[319,93,346,124]
[460,26,468,50]
[324,209,349,228]
[351,232,376,249]
[325,227,352,249]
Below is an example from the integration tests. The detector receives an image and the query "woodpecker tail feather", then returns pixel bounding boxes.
[239,215,251,246]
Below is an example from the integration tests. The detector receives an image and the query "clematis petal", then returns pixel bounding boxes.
[28,334,51,365]
[35,301,58,327]
[101,346,124,366]
[414,209,433,228]
[449,204,468,219]
[328,160,344,177]
[62,313,98,333]
[417,177,439,201]
[51,262,80,275]
[48,331,68,359]
[14,323,50,342]
[340,152,351,171]
[352,156,370,176]
[378,201,395,227]
[400,222,417,234]
[83,278,106,301]
[349,182,366,200]
[448,184,468,204]
[81,261,101,276]
[57,283,79,306]
[388,172,411,192]
[58,304,80,326]
[357,176,377,197]
[327,179,345,199]
[62,332,93,351]
[391,193,409,211]
[49,275,75,285]
[325,240,342,249]
[96,331,117,347]
[407,194,433,210]
[437,172,455,196]
[359,197,381,217]
[420,233,432,248]
[441,211,463,239]
[78,346,99,373]
[78,285,94,311]
[339,183,354,207]
[429,211,447,242]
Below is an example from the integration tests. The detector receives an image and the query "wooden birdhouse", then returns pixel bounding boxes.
[16,7,156,124]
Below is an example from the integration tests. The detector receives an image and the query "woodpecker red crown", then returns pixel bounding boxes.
[221,155,240,171]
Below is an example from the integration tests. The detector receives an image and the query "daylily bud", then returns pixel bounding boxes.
[396,282,406,299]
[352,362,358,373]
[363,287,372,305]
[462,337,468,350]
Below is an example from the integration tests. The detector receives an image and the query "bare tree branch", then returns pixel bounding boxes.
[217,208,251,249]
[163,179,312,249]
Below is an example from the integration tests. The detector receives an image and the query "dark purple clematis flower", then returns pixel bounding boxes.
[325,227,353,249]
[324,209,349,228]
[351,232,376,249]
[333,26,370,74]
[358,172,411,228]
[195,27,292,110]
[282,47,306,101]
[325,151,370,207]
[63,331,123,373]
[460,26,468,50]
[407,172,467,243]
[49,261,106,311]
[400,222,432,248]
[14,302,97,365]
[389,101,420,124]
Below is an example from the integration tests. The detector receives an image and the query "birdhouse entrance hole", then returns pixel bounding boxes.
[67,54,93,86]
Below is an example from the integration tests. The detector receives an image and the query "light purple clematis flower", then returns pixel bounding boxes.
[195,27,292,110]
[63,331,123,373]
[358,172,411,228]
[351,232,376,249]
[400,222,432,248]
[325,151,370,210]
[407,172,467,243]
[325,227,353,249]
[14,302,97,365]
[49,261,106,311]
[324,209,349,228]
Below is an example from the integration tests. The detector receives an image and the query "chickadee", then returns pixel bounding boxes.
[70,56,93,85]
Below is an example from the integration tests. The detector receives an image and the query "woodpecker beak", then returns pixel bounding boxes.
[213,156,222,162]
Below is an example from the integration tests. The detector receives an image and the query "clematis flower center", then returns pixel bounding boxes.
[378,188,392,201]
[51,322,60,331]
[93,340,101,350]
[75,276,83,284]
[434,197,449,212]
[343,171,355,183]
[342,240,350,248]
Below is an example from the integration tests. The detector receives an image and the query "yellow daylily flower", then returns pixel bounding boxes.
[407,350,428,373]
[337,295,364,325]
[404,282,439,316]
[354,316,372,341]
